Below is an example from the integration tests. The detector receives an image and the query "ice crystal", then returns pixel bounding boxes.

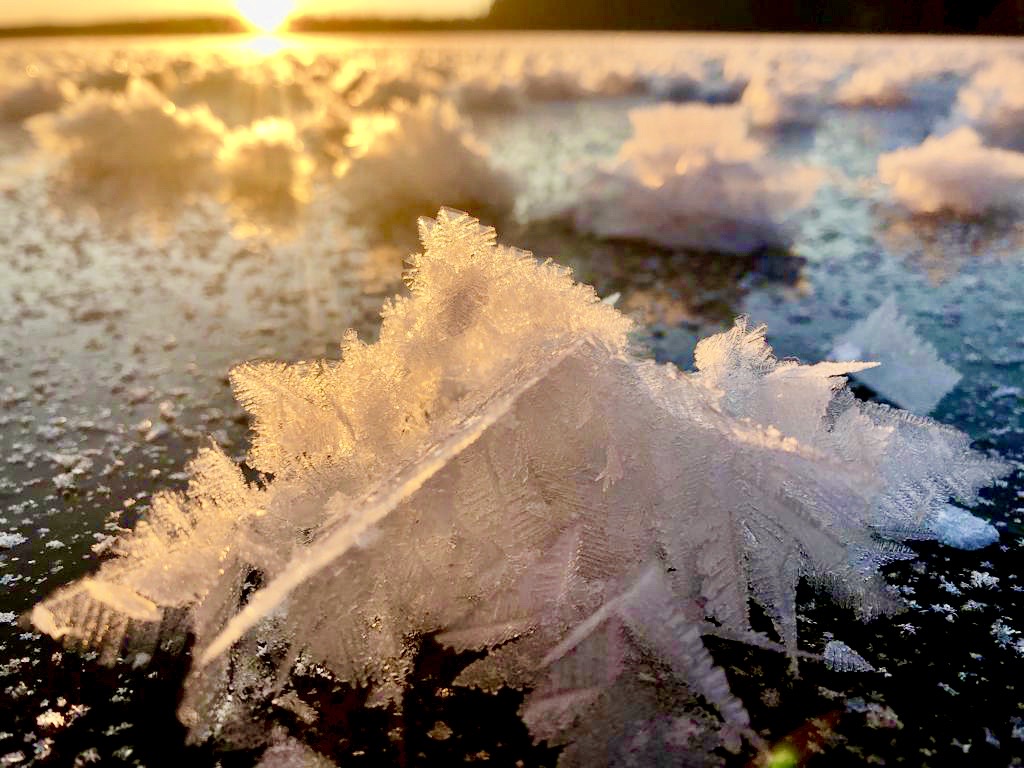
[830,296,961,414]
[823,640,875,673]
[572,104,823,254]
[32,210,1007,764]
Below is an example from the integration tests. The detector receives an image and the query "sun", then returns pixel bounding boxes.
[235,0,296,33]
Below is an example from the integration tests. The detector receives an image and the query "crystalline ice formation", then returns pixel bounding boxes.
[571,104,823,254]
[928,503,999,551]
[830,295,961,414]
[334,98,517,240]
[877,127,1024,217]
[32,210,1007,764]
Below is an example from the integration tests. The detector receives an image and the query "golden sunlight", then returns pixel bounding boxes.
[235,0,296,32]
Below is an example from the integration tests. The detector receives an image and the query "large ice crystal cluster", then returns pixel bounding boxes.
[572,104,823,254]
[31,211,1007,765]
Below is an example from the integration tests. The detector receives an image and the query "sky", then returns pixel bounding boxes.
[0,0,491,25]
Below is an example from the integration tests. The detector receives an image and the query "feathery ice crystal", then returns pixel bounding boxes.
[31,210,1007,765]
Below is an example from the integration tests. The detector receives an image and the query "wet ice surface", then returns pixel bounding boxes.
[1,32,1023,767]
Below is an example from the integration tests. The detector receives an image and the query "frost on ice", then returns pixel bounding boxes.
[830,295,961,414]
[571,104,823,254]
[31,210,1007,764]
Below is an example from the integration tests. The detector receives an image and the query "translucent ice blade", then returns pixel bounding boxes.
[198,342,581,668]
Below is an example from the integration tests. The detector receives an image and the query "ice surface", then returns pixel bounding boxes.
[877,127,1024,217]
[30,210,1008,764]
[571,103,823,253]
[830,296,961,414]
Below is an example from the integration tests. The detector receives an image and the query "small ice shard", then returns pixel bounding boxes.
[830,296,960,414]
[928,503,999,550]
[823,640,875,673]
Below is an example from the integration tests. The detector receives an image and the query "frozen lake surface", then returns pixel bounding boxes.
[1,32,1023,767]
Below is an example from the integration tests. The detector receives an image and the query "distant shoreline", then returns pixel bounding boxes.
[1,13,1021,39]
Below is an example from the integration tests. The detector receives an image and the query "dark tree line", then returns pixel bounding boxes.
[486,0,1024,34]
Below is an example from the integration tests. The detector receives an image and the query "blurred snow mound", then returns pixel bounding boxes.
[741,57,841,129]
[878,127,1024,217]
[28,79,225,206]
[572,103,823,253]
[170,61,315,127]
[0,73,70,124]
[836,55,964,108]
[830,295,960,414]
[945,58,1024,151]
[335,98,516,240]
[220,118,314,214]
